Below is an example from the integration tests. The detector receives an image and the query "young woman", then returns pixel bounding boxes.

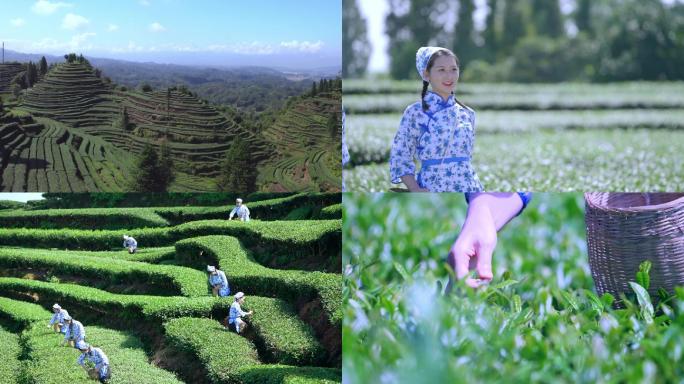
[390,46,483,192]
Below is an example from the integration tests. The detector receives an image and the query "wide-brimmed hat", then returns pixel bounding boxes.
[234,292,245,300]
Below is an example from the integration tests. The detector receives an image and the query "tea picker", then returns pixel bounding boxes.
[77,341,111,383]
[229,198,250,221]
[207,265,231,297]
[48,303,69,333]
[122,234,137,254]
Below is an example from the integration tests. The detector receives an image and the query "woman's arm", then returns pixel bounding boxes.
[447,193,526,290]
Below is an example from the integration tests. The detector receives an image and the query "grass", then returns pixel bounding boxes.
[343,193,684,383]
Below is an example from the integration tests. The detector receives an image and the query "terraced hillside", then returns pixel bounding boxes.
[0,63,25,93]
[0,193,342,383]
[259,90,342,192]
[0,114,132,192]
[2,60,342,192]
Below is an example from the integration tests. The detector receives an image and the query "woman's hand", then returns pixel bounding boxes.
[448,200,497,288]
[446,193,523,290]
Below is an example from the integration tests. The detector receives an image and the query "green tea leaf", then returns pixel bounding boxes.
[491,279,519,290]
[512,294,522,314]
[629,282,654,324]
[393,262,411,282]
[636,260,651,289]
[559,290,579,312]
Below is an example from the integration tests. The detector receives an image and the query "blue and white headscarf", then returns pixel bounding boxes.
[416,46,447,81]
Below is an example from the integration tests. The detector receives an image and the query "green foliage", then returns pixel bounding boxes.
[0,200,26,211]
[0,207,169,229]
[141,83,153,92]
[131,145,175,192]
[38,56,48,77]
[218,139,256,194]
[23,322,183,384]
[165,317,338,383]
[318,204,341,219]
[175,236,342,326]
[164,317,260,383]
[0,249,208,297]
[0,296,50,331]
[0,327,21,384]
[343,193,684,382]
[342,0,370,78]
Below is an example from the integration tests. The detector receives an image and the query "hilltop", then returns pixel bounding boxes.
[0,56,341,192]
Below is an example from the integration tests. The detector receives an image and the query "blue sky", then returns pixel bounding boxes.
[0,0,341,68]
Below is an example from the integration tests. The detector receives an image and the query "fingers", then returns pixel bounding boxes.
[449,243,471,281]
[476,239,496,281]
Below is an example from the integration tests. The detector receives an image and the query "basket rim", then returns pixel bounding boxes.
[584,192,684,213]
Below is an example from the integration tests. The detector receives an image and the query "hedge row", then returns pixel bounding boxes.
[175,236,342,326]
[4,193,340,230]
[0,220,341,257]
[155,193,341,224]
[0,279,324,366]
[0,248,207,297]
[0,327,21,384]
[164,317,260,383]
[23,321,183,384]
[319,204,342,220]
[0,296,50,331]
[164,317,340,384]
[0,207,169,230]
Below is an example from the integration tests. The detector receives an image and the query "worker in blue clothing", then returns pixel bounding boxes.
[48,303,69,333]
[77,341,111,383]
[61,314,86,348]
[207,265,231,297]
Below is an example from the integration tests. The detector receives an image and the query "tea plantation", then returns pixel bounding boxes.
[342,81,684,191]
[344,193,684,383]
[0,61,341,192]
[0,193,341,383]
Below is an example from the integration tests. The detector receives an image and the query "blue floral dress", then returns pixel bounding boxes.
[390,91,484,192]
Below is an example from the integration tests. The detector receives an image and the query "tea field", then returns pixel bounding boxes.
[342,81,684,191]
[343,193,684,383]
[0,193,342,383]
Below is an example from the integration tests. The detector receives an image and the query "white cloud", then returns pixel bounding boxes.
[70,32,96,49]
[139,0,151,6]
[107,24,119,32]
[32,0,72,15]
[10,18,26,27]
[62,13,90,30]
[149,22,166,32]
[280,40,324,53]
[232,42,275,55]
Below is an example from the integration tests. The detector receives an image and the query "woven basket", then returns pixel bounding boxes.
[585,193,684,304]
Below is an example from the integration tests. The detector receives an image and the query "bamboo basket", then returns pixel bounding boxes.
[585,193,684,303]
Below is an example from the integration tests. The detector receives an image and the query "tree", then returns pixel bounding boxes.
[453,0,478,66]
[342,0,371,78]
[130,144,174,192]
[501,0,526,56]
[328,112,339,141]
[482,0,501,61]
[218,139,256,194]
[141,83,153,92]
[26,62,37,88]
[117,106,130,131]
[311,81,317,96]
[39,56,48,76]
[531,0,563,38]
[157,140,175,188]
[575,0,592,36]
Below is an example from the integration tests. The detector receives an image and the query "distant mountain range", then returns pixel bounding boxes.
[1,49,341,112]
